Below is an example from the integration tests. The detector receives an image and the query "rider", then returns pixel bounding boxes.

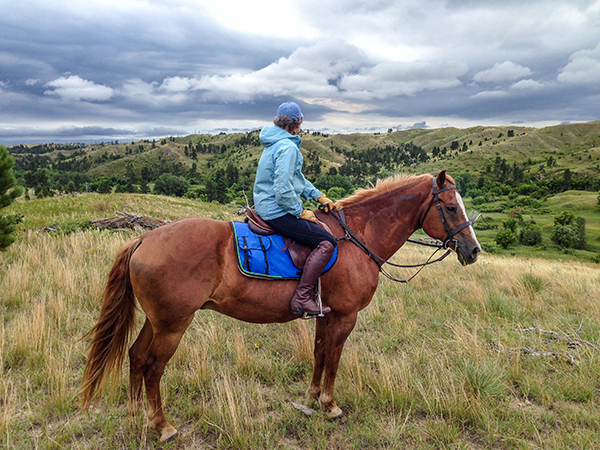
[253,102,337,316]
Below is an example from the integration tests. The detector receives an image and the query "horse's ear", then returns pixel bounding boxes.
[436,170,446,188]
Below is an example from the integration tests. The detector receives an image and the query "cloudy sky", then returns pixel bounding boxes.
[1,0,599,144]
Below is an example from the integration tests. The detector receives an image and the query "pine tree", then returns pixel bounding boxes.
[0,145,23,250]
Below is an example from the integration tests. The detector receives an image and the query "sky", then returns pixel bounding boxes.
[1,0,599,144]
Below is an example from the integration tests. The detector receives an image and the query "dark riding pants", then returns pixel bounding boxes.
[265,214,337,250]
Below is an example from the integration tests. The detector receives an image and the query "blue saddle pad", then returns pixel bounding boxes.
[231,221,338,280]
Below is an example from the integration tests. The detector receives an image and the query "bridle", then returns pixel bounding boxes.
[418,176,473,250]
[323,175,473,283]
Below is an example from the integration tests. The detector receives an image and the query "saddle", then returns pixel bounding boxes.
[245,208,312,269]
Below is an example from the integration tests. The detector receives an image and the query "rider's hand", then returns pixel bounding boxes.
[299,209,318,223]
[317,194,336,212]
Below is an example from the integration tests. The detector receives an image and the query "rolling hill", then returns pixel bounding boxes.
[9,120,600,182]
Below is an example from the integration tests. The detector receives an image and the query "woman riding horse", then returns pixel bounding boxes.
[253,102,337,316]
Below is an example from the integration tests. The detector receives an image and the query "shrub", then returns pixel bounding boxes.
[551,224,578,248]
[481,243,497,253]
[550,211,586,249]
[473,216,497,231]
[554,210,575,226]
[472,196,487,206]
[519,223,542,246]
[495,229,516,249]
[517,183,535,195]
[503,218,518,233]
[575,216,586,249]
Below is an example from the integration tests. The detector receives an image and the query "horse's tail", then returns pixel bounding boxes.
[80,237,142,410]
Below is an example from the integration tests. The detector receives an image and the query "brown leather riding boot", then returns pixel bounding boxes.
[291,241,334,316]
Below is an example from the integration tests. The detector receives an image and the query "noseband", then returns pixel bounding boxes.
[419,176,473,249]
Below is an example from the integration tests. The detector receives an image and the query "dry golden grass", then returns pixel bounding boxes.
[1,226,600,449]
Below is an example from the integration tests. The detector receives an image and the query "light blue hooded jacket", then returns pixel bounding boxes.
[253,125,322,220]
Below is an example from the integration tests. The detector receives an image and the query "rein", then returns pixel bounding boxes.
[323,176,472,283]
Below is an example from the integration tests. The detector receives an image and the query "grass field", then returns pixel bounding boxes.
[1,196,600,449]
[464,190,600,263]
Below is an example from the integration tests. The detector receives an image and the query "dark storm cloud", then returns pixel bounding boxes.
[0,0,599,143]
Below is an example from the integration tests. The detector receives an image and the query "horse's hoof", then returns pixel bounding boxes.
[326,406,345,421]
[159,428,178,442]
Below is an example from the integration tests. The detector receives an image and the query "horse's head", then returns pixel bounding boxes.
[421,170,481,265]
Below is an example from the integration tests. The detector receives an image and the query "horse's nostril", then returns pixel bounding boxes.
[473,246,481,257]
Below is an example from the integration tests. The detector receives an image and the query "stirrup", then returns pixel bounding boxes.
[292,280,328,319]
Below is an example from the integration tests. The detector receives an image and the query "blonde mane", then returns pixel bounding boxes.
[336,173,431,208]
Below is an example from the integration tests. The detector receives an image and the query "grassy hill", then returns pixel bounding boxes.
[9,121,600,180]
[464,190,600,261]
[6,121,600,263]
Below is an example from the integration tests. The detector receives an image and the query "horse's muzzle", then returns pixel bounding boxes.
[456,241,480,266]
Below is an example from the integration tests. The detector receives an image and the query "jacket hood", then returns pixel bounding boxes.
[260,125,301,148]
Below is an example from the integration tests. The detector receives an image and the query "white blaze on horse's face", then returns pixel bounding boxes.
[455,191,481,249]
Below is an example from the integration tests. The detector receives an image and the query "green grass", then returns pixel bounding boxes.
[4,192,242,232]
[2,195,600,448]
[6,188,600,264]
[463,190,600,262]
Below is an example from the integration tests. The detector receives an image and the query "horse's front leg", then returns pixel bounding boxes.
[306,318,327,403]
[308,312,357,419]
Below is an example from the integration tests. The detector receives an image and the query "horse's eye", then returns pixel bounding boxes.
[446,205,457,213]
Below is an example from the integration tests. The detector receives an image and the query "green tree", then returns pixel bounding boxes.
[454,173,473,196]
[96,179,112,194]
[139,179,150,194]
[0,145,23,250]
[204,171,229,204]
[225,163,239,187]
[153,173,190,197]
[326,186,346,200]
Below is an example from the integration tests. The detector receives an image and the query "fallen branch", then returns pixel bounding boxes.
[509,346,579,365]
[291,401,316,417]
[520,327,596,348]
[91,212,169,231]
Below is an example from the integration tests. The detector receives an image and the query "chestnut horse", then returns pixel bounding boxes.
[81,170,480,442]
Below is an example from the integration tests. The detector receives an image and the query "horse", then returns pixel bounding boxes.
[80,170,480,442]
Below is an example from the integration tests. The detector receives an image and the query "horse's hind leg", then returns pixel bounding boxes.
[127,318,153,416]
[143,315,194,442]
